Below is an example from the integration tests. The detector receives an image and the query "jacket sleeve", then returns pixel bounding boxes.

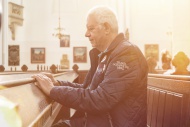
[50,45,147,114]
[58,80,84,88]
[57,65,93,88]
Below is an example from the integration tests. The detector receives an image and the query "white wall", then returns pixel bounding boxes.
[129,0,190,70]
[1,0,190,71]
[173,0,190,58]
[4,0,119,70]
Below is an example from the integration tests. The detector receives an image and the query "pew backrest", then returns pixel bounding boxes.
[147,74,190,127]
[0,71,78,127]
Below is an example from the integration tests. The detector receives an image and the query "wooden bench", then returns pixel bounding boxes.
[0,71,78,127]
[1,69,190,127]
[147,74,190,127]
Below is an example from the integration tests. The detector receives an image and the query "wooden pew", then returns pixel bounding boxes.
[3,69,189,127]
[147,74,190,127]
[0,71,78,127]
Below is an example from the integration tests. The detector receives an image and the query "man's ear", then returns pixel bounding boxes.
[103,22,111,34]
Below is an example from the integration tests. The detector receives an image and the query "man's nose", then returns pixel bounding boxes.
[85,31,90,37]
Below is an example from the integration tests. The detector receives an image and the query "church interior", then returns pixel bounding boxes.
[0,0,190,127]
[0,0,190,72]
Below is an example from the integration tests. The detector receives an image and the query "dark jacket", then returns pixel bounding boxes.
[50,33,148,127]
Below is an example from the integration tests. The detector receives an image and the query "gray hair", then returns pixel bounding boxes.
[87,5,118,32]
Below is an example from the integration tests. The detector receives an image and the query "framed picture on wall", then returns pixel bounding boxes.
[144,44,159,61]
[73,47,87,63]
[8,45,20,66]
[31,48,45,63]
[60,35,70,47]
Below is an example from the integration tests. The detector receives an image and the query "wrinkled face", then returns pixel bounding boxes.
[85,15,106,51]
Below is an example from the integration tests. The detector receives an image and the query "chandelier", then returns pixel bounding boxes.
[52,0,65,40]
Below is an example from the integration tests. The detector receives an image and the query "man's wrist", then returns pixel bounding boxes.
[54,81,60,86]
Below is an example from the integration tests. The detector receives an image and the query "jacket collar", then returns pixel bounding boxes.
[99,33,125,59]
[104,33,125,54]
[89,33,125,62]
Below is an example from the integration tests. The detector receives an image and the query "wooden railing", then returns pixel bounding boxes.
[0,71,78,127]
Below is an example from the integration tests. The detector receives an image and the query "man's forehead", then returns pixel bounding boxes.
[86,23,96,28]
[86,16,98,27]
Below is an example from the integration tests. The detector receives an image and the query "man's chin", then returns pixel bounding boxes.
[91,43,96,47]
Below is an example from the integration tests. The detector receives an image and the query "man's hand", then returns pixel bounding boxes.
[40,72,60,86]
[32,74,54,96]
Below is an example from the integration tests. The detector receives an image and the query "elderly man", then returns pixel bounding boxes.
[33,5,148,127]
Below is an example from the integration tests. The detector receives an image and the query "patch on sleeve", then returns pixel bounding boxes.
[113,61,129,70]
